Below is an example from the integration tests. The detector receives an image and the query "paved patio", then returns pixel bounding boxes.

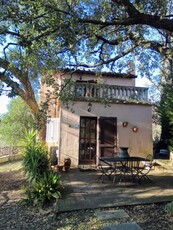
[56,160,173,212]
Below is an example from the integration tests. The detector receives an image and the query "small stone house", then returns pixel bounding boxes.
[40,69,152,167]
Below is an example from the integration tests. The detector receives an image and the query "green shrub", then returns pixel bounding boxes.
[22,129,62,207]
[165,201,173,215]
[25,171,62,207]
[22,129,49,182]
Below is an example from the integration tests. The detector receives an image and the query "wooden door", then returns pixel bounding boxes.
[99,117,117,157]
[79,117,97,165]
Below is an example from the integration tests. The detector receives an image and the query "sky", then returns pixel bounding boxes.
[0,95,11,115]
[0,76,151,115]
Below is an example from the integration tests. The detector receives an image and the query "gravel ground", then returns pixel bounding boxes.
[0,167,173,230]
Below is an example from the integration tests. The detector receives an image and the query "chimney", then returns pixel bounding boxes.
[128,61,135,75]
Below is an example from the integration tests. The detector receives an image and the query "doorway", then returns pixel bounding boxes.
[79,117,97,165]
[99,117,117,157]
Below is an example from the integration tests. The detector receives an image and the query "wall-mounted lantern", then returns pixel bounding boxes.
[122,122,128,127]
[132,127,138,132]
[88,102,92,112]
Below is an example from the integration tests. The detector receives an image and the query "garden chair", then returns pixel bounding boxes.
[97,158,115,182]
[133,154,154,184]
[113,160,133,184]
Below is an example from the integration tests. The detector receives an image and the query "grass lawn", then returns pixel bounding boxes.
[0,160,23,172]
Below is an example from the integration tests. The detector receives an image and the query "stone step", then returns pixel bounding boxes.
[94,209,143,230]
[103,222,143,230]
[94,209,129,220]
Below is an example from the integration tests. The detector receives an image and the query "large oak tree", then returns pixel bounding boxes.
[1,0,173,141]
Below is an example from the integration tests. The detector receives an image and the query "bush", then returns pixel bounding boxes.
[22,129,62,207]
[23,142,49,182]
[22,129,49,182]
[165,201,173,216]
[25,171,62,207]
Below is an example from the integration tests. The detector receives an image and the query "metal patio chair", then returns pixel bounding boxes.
[98,158,115,182]
[113,160,133,184]
[133,154,154,184]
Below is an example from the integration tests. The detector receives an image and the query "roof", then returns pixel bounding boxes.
[58,68,137,79]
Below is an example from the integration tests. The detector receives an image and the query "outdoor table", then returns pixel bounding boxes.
[99,156,147,183]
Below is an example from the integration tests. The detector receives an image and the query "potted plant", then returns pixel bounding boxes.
[57,165,64,172]
[64,158,71,172]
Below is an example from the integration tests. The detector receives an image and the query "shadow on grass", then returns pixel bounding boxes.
[0,167,26,192]
[0,160,23,172]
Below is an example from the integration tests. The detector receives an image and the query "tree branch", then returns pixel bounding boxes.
[0,71,25,98]
[0,58,36,101]
[78,0,173,33]
[112,0,140,17]
[71,44,137,68]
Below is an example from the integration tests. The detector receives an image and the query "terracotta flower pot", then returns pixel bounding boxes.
[64,158,71,172]
[53,165,58,172]
[57,165,63,172]
[64,166,70,172]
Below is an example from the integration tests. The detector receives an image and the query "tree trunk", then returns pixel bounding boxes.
[38,118,46,141]
[18,83,47,142]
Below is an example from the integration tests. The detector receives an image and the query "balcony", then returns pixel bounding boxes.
[65,82,150,104]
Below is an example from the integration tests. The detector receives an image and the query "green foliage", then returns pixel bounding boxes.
[165,201,173,216]
[1,0,173,143]
[22,129,62,207]
[0,97,34,146]
[158,85,173,149]
[22,129,49,182]
[22,129,38,147]
[24,171,62,207]
[0,2,173,100]
[1,1,173,78]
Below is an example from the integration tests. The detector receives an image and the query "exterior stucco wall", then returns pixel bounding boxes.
[59,110,80,166]
[42,72,151,167]
[59,101,152,166]
[40,72,136,119]
[59,72,136,87]
[40,75,61,118]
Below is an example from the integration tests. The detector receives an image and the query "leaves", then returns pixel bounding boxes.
[1,0,173,144]
[24,171,62,207]
[22,130,49,182]
[0,97,34,146]
[158,84,173,148]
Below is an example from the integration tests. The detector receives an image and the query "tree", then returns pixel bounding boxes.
[0,97,34,146]
[1,0,173,141]
[2,1,173,75]
[0,0,76,140]
[158,84,173,147]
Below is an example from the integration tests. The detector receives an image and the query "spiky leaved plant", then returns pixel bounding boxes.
[22,129,62,207]
[22,129,49,182]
